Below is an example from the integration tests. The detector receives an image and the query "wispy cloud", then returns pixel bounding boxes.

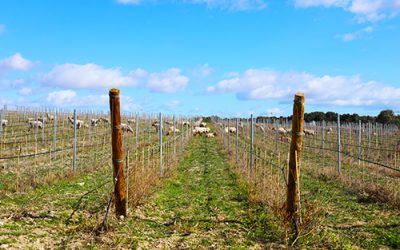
[207,68,400,108]
[115,0,267,10]
[342,25,374,41]
[191,64,214,79]
[294,0,400,22]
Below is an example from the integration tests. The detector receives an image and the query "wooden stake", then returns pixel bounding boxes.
[109,88,127,217]
[286,92,305,236]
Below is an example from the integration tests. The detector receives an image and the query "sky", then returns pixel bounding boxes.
[0,0,400,117]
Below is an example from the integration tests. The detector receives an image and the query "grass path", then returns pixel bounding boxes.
[0,136,282,249]
[121,136,280,249]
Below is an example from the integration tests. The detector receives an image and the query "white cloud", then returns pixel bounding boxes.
[18,87,33,96]
[116,0,142,4]
[342,25,374,41]
[116,0,267,10]
[295,0,349,7]
[40,63,139,89]
[192,64,214,79]
[0,24,5,34]
[188,0,267,10]
[0,53,35,71]
[295,0,400,22]
[45,89,141,111]
[147,68,189,93]
[207,68,400,108]
[39,63,188,93]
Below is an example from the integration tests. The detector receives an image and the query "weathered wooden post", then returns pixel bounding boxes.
[286,92,305,236]
[109,88,127,217]
[358,120,361,165]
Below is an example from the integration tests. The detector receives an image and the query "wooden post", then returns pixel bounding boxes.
[109,88,127,217]
[286,92,305,235]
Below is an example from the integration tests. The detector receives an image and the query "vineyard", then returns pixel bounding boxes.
[0,92,399,249]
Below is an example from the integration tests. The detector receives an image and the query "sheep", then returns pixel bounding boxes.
[99,117,110,125]
[152,121,160,132]
[38,117,47,123]
[1,119,8,128]
[182,121,190,126]
[193,126,210,136]
[28,121,43,131]
[166,126,180,136]
[91,118,100,127]
[121,123,134,133]
[46,113,54,122]
[277,127,287,135]
[224,127,237,134]
[68,116,85,129]
[199,122,207,127]
[303,129,316,136]
[164,120,173,126]
[206,132,216,138]
[127,119,136,124]
[327,128,333,134]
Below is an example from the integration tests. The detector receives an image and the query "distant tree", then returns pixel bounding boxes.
[376,110,395,124]
[325,112,337,122]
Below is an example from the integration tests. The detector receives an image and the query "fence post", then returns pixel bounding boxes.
[358,120,361,165]
[109,88,127,217]
[337,114,341,175]
[0,108,3,135]
[159,112,163,178]
[53,109,57,160]
[236,118,239,163]
[322,120,325,150]
[249,114,254,178]
[73,109,77,172]
[173,115,176,162]
[228,119,230,153]
[286,92,305,236]
[42,110,45,143]
[275,119,278,153]
[135,113,139,147]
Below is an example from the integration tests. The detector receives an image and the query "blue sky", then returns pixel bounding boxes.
[0,0,400,117]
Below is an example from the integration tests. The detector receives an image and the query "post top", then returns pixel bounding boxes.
[109,88,120,96]
[294,92,305,103]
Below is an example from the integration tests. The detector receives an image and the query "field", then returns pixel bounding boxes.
[0,107,399,249]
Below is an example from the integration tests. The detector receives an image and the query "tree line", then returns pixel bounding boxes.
[256,110,400,125]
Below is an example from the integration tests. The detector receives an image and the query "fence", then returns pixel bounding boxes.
[0,105,193,201]
[215,113,400,211]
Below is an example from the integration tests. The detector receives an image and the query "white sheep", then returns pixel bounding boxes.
[193,126,210,136]
[1,119,8,128]
[121,123,134,133]
[68,116,85,129]
[224,127,237,134]
[127,119,136,124]
[206,132,215,138]
[166,126,180,135]
[91,118,100,127]
[28,121,43,131]
[303,129,316,136]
